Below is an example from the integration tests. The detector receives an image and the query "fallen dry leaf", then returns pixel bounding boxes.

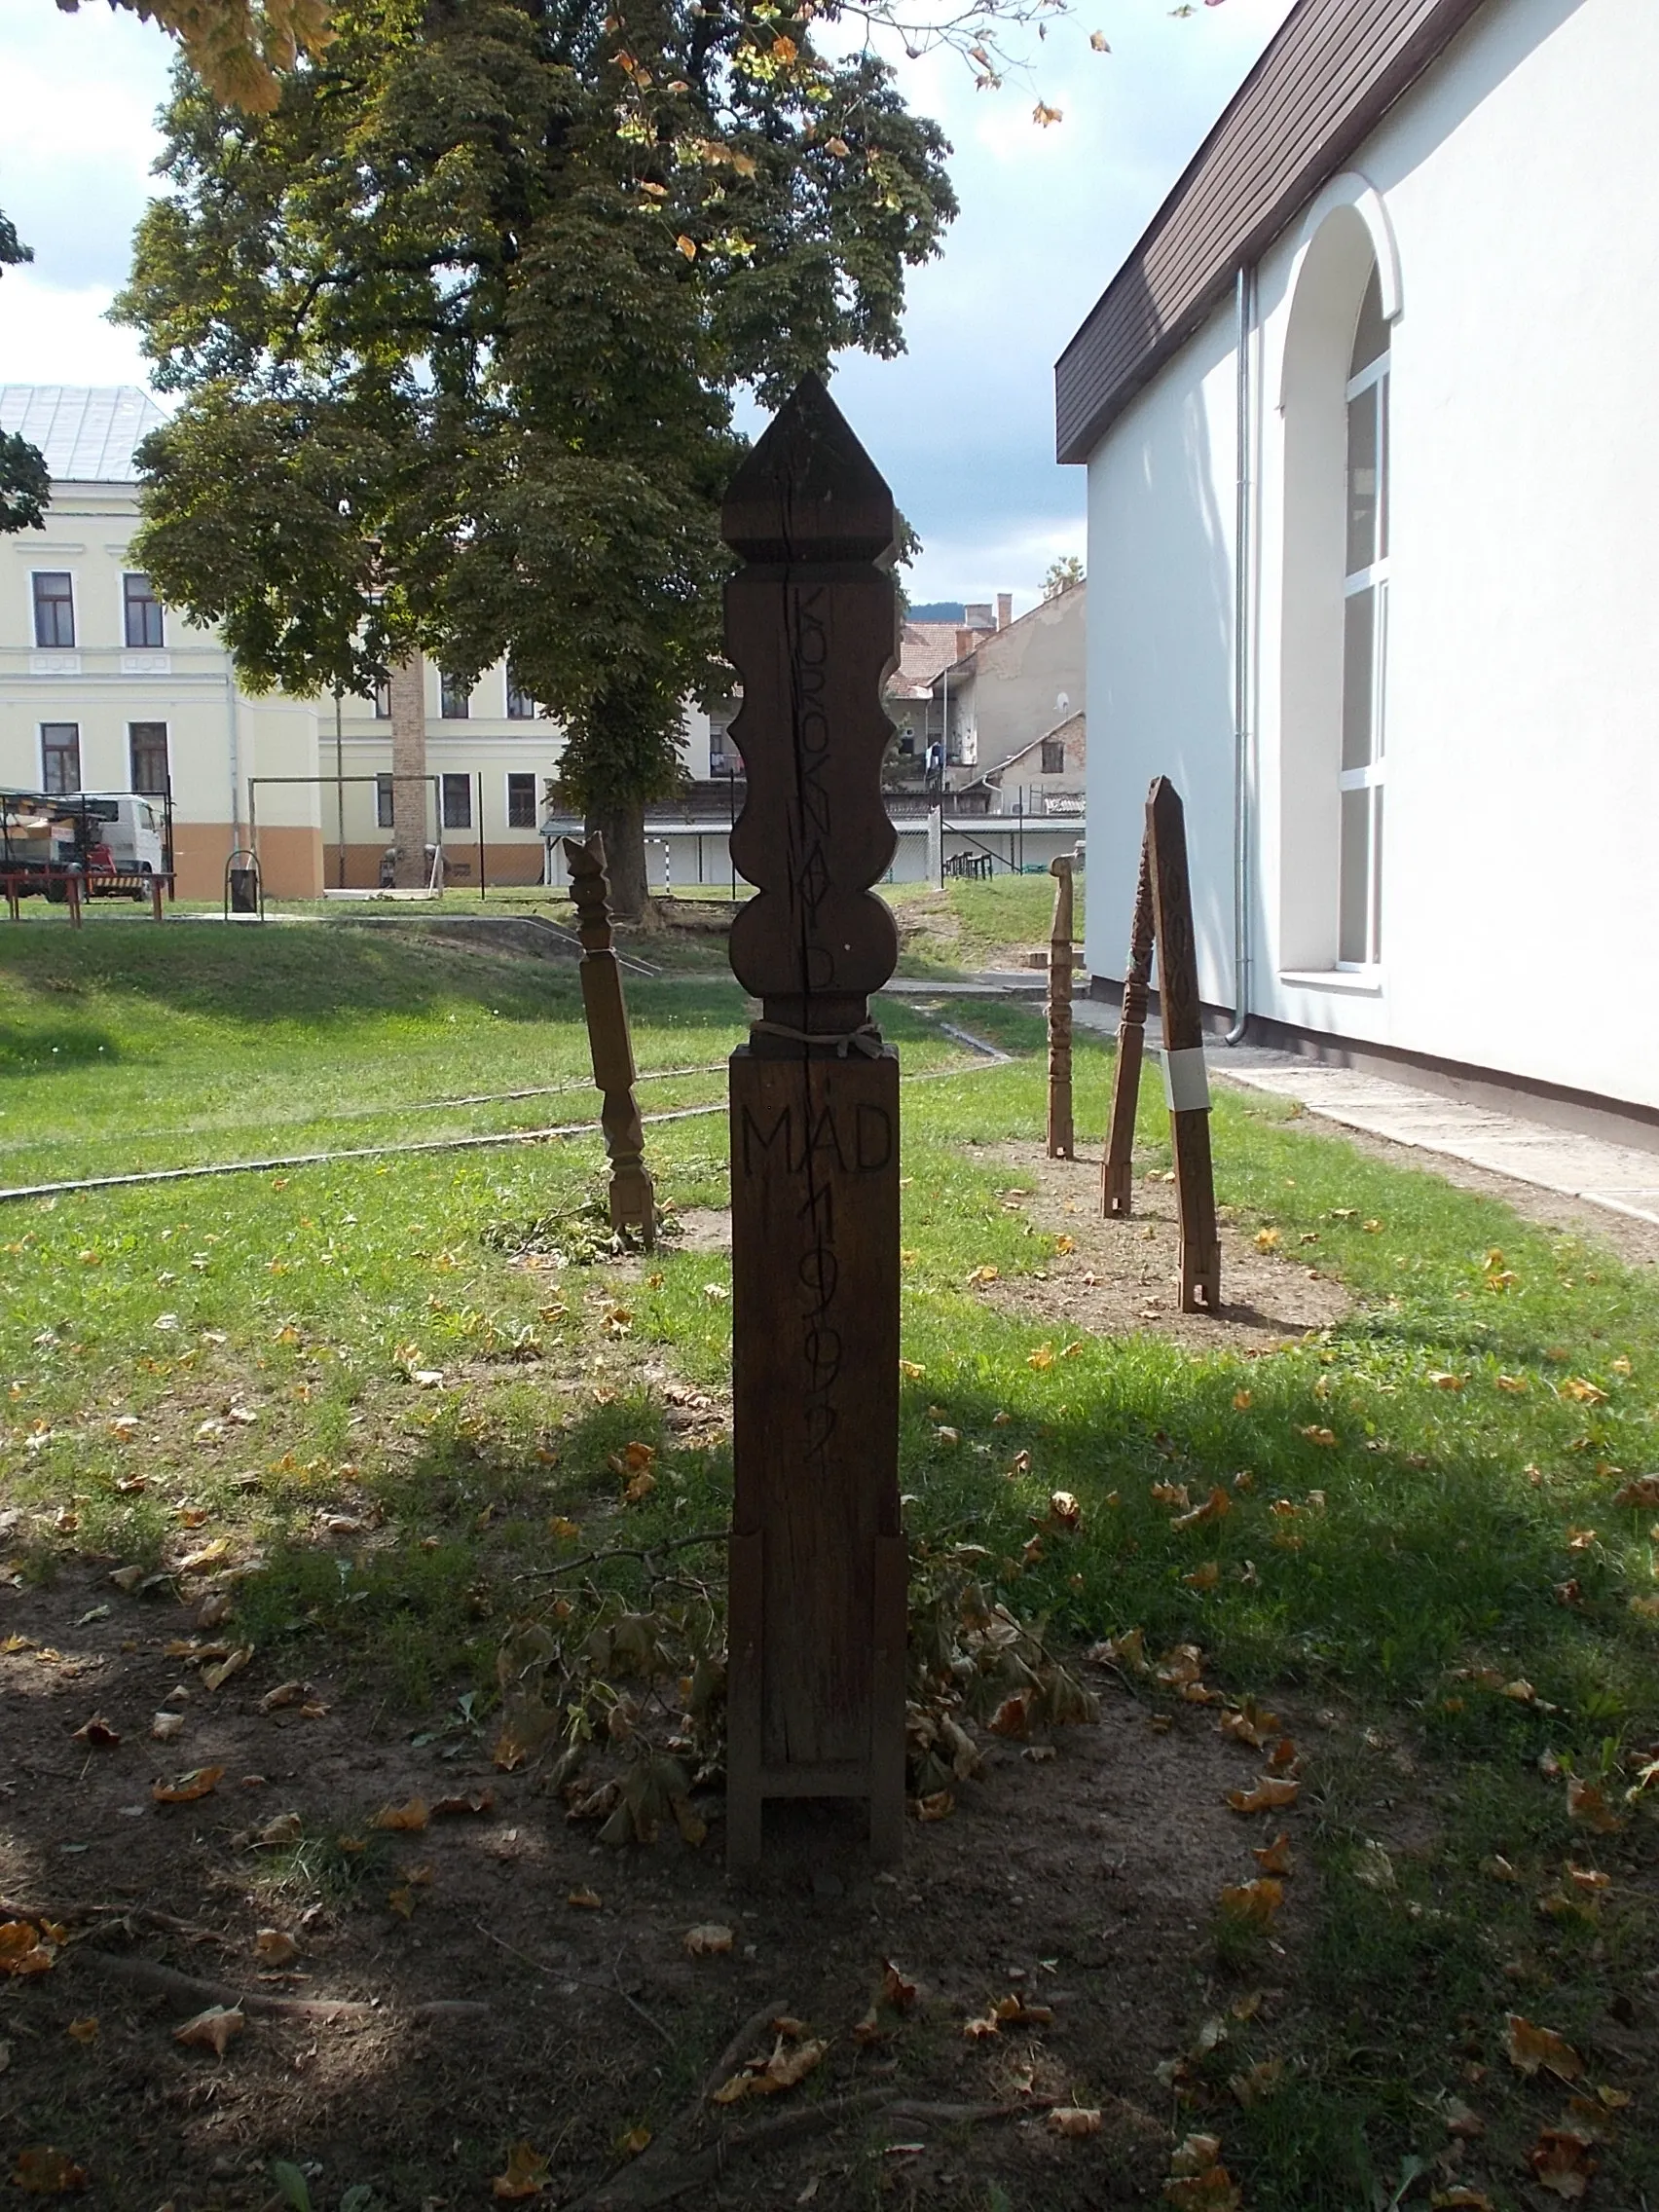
[1430,2193,1496,2210]
[202,1645,252,1693]
[1051,2107,1103,2138]
[0,1924,55,1977]
[1183,1562,1220,1591]
[254,1929,298,1967]
[1567,1777,1623,1833]
[1298,1425,1338,1448]
[1252,1832,1293,1876]
[1561,1377,1607,1405]
[432,1788,495,1819]
[150,1711,185,1742]
[70,1717,119,1749]
[567,1887,603,1911]
[713,2033,828,2104]
[683,1924,733,1957]
[152,1765,225,1805]
[1528,2126,1597,2199]
[1503,2014,1583,2081]
[1230,2057,1284,2105]
[64,2017,98,2046]
[492,2140,552,2199]
[370,1797,429,1833]
[1172,1486,1231,1532]
[173,2006,244,2056]
[881,1958,918,2011]
[1611,1474,1659,1508]
[1227,1777,1299,1815]
[1219,1878,1283,1926]
[11,2146,89,2194]
[254,1811,303,1847]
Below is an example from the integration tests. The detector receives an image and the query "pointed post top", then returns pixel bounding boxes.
[721,372,896,565]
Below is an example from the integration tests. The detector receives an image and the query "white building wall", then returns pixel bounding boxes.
[1084,0,1659,1112]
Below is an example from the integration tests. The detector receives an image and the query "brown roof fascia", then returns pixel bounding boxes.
[1054,0,1490,465]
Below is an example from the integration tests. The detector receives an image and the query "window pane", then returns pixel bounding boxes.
[376,774,393,829]
[1346,387,1379,575]
[1377,372,1390,563]
[124,573,164,648]
[1339,787,1373,963]
[41,724,81,796]
[505,672,535,719]
[129,722,169,793]
[1342,589,1375,772]
[373,679,390,719]
[1370,786,1384,963]
[441,773,471,830]
[440,674,470,719]
[33,573,74,649]
[1350,265,1387,377]
[506,774,535,829]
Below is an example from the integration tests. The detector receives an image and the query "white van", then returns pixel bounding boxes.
[55,794,167,876]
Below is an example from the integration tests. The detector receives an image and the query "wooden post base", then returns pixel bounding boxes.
[725,1047,906,1870]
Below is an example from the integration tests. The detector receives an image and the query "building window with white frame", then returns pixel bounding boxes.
[129,721,169,793]
[1340,266,1389,967]
[505,670,536,719]
[33,572,75,649]
[441,773,472,830]
[124,572,165,648]
[440,671,470,719]
[505,772,536,829]
[41,723,81,795]
[372,677,390,719]
[376,773,394,829]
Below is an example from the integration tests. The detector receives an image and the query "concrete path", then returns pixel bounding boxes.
[1068,998,1659,1228]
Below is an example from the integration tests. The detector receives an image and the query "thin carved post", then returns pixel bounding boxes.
[563,833,655,1248]
[721,374,906,1870]
[1146,778,1221,1312]
[1047,852,1077,1160]
[1102,830,1154,1217]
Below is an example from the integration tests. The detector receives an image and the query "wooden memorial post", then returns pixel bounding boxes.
[720,374,907,1870]
[1046,851,1078,1160]
[563,833,655,1248]
[1101,835,1154,1218]
[1100,779,1221,1312]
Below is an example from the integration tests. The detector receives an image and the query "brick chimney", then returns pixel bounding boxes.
[955,627,976,662]
[997,592,1013,629]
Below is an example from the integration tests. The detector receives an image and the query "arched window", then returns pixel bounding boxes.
[1277,185,1397,976]
[1340,269,1388,965]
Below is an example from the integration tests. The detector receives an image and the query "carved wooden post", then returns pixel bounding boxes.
[1047,852,1077,1160]
[1102,830,1154,1218]
[1146,779,1221,1312]
[720,374,906,1870]
[563,832,655,1248]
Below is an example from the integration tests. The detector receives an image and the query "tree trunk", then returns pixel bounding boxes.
[588,793,649,923]
[389,650,428,890]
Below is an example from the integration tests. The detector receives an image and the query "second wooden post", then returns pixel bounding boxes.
[720,376,907,1870]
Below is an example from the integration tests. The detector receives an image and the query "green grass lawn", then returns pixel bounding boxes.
[1,917,1655,2207]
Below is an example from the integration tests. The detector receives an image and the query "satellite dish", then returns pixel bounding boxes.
[1055,691,1069,717]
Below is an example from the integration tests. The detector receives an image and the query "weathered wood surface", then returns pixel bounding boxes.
[1047,854,1076,1160]
[1145,778,1221,1312]
[721,373,905,1867]
[563,833,655,1248]
[1101,830,1154,1217]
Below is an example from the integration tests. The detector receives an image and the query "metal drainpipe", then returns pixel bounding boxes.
[1225,261,1256,1049]
[225,669,242,847]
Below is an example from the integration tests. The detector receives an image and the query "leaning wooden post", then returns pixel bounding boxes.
[721,374,907,1870]
[563,832,655,1249]
[1146,778,1221,1312]
[1101,829,1154,1218]
[1046,851,1077,1160]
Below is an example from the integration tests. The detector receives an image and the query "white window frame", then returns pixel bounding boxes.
[128,719,171,794]
[1337,340,1389,973]
[504,670,537,720]
[30,570,77,651]
[504,771,537,830]
[440,771,473,830]
[39,720,82,796]
[122,570,166,650]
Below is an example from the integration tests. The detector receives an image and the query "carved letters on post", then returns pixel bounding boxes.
[563,832,655,1248]
[720,374,906,1870]
[1047,852,1077,1161]
[1101,779,1222,1313]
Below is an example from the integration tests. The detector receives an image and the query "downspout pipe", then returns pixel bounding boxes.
[1225,261,1256,1048]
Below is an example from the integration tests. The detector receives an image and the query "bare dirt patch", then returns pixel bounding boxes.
[0,1560,1309,2209]
[971,1142,1352,1352]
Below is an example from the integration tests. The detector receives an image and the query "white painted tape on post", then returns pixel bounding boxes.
[1161,1046,1211,1114]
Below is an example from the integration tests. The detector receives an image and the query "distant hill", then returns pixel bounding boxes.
[907,602,965,622]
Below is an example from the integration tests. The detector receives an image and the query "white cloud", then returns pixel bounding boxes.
[0,271,156,387]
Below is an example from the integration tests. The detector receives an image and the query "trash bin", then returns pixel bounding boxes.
[229,866,258,913]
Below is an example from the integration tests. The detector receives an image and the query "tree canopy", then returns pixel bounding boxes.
[116,0,956,894]
[0,214,50,535]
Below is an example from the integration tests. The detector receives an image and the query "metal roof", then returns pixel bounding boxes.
[0,385,168,484]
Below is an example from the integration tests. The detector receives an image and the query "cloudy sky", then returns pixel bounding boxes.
[0,0,1294,611]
